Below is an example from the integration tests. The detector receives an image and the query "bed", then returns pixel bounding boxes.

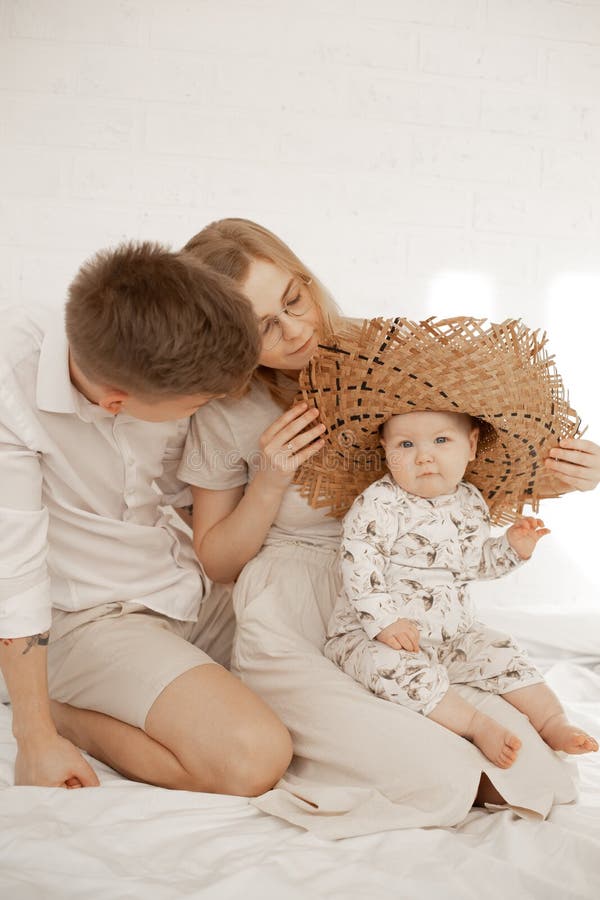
[1,600,599,900]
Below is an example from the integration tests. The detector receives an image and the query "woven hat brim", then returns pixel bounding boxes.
[294,316,581,525]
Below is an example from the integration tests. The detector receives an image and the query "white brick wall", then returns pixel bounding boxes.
[2,0,598,315]
[1,0,599,595]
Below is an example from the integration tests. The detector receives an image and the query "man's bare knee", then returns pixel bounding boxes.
[227,720,294,796]
[178,718,293,797]
[144,665,293,795]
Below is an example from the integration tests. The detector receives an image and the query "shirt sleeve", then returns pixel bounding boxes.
[0,405,51,638]
[463,485,523,580]
[339,486,401,639]
[177,400,248,491]
[477,532,524,580]
[154,419,193,508]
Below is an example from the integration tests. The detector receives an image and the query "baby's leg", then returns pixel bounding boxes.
[325,632,450,714]
[329,634,522,767]
[502,682,599,755]
[427,687,522,769]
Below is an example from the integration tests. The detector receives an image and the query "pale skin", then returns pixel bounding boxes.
[377,411,599,769]
[0,356,293,793]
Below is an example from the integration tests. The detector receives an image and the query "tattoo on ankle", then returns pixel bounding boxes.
[22,632,50,655]
[1,639,15,647]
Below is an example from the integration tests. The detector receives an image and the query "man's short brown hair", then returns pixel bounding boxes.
[65,241,260,397]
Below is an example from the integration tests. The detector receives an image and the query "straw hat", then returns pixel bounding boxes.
[294,316,582,525]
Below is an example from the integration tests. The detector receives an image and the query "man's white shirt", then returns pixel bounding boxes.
[0,307,207,638]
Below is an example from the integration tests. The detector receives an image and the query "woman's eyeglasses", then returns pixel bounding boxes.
[259,275,313,350]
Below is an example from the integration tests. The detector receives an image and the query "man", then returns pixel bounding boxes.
[0,241,293,793]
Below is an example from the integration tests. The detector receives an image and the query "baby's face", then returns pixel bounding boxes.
[381,410,479,499]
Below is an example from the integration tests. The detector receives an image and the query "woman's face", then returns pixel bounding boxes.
[240,258,322,372]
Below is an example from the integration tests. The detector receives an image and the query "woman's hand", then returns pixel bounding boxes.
[190,403,326,584]
[544,438,600,493]
[257,402,326,493]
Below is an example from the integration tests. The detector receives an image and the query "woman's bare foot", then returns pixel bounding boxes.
[539,713,599,754]
[468,710,522,768]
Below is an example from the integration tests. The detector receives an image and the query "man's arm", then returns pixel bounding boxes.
[0,634,98,787]
[0,422,97,787]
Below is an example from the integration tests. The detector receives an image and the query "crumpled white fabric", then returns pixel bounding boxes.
[1,660,599,900]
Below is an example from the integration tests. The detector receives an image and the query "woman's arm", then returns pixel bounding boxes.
[192,403,325,583]
[192,480,283,582]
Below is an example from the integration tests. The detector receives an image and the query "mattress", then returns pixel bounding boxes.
[1,607,599,900]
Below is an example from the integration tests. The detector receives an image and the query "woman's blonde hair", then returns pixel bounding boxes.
[183,218,343,405]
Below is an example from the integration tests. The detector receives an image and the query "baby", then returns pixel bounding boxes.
[324,409,598,768]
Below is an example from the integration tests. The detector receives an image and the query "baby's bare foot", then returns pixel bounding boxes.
[468,711,522,768]
[540,714,599,754]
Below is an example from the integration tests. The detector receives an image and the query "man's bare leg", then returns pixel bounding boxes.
[50,701,193,788]
[502,683,598,754]
[51,663,293,795]
[427,687,522,768]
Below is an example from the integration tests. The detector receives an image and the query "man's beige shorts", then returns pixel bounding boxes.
[47,583,235,730]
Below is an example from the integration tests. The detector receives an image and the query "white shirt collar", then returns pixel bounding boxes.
[35,321,114,422]
[36,320,78,415]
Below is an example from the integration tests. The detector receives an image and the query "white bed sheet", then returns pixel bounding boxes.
[1,610,599,900]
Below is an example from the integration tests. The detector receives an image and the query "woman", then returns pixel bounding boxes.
[178,218,600,838]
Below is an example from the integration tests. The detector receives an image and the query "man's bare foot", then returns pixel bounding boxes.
[468,710,522,768]
[540,713,599,754]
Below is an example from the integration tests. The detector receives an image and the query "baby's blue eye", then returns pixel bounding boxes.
[400,440,413,448]
[434,436,448,444]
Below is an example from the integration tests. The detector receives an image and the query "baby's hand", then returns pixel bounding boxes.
[507,517,551,560]
[376,618,420,652]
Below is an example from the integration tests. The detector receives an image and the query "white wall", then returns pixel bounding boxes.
[1,0,599,602]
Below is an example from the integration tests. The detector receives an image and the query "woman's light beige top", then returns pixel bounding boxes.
[177,379,341,549]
